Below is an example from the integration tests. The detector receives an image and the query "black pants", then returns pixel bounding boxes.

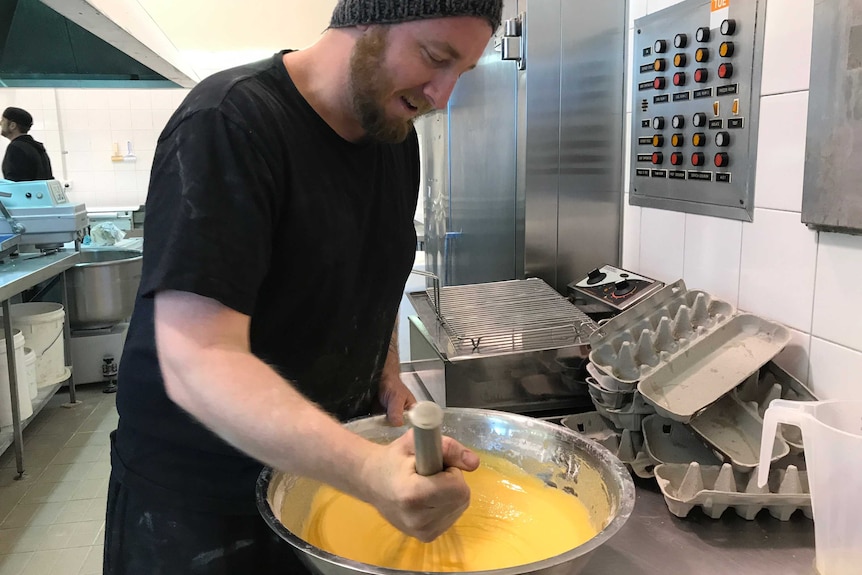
[104,473,313,575]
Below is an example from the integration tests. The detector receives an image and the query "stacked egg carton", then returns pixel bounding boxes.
[566,280,814,520]
[653,462,812,521]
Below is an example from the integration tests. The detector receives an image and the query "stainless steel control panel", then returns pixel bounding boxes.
[629,0,767,221]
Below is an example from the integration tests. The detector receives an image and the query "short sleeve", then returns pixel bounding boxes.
[140,108,280,316]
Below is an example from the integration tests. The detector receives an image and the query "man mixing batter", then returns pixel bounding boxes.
[105,1,502,573]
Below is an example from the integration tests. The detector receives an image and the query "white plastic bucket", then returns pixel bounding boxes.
[23,347,37,400]
[7,303,66,388]
[0,329,33,427]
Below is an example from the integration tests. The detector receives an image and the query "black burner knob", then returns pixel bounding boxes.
[586,268,607,285]
[614,280,636,296]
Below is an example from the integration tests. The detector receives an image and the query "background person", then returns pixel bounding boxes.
[0,107,53,181]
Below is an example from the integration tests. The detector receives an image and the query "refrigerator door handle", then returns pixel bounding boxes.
[500,13,526,70]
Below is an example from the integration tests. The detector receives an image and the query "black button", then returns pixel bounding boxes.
[721,19,737,36]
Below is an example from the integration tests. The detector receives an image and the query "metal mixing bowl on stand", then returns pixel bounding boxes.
[257,408,635,575]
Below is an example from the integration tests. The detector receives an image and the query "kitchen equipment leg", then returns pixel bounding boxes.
[3,299,25,478]
[59,270,78,405]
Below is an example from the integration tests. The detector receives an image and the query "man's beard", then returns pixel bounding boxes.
[348,27,430,144]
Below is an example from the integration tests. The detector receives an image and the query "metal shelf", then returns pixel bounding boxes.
[0,249,80,477]
[0,376,68,455]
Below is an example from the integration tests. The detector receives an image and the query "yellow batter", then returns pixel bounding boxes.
[301,454,597,571]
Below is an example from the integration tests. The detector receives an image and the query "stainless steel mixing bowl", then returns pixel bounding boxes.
[66,249,142,329]
[257,408,635,575]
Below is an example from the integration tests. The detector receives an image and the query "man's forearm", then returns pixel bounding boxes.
[157,305,382,504]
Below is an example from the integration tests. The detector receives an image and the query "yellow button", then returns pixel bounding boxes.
[653,135,664,147]
[674,53,686,67]
[696,48,709,62]
[693,133,704,147]
[720,41,735,57]
[732,98,740,115]
[671,134,684,147]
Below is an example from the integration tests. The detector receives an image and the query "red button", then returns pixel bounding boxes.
[670,152,684,166]
[691,152,705,166]
[673,72,686,86]
[652,152,664,165]
[718,63,734,79]
[694,68,708,83]
[654,76,667,90]
[715,152,730,167]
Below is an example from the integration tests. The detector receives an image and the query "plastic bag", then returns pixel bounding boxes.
[89,222,126,246]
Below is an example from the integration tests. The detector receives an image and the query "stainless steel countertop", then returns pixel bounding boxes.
[400,367,817,574]
[586,480,814,574]
[0,250,80,301]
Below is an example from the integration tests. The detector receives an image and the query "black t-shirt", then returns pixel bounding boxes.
[1,135,53,181]
[113,51,419,515]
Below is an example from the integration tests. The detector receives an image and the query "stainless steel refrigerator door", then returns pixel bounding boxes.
[442,40,520,285]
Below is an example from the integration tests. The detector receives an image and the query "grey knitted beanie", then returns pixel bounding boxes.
[330,0,502,31]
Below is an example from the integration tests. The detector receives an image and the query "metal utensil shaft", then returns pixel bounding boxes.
[410,401,444,476]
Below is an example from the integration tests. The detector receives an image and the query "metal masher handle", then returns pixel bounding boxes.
[410,401,444,476]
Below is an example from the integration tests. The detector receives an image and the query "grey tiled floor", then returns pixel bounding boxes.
[0,384,113,575]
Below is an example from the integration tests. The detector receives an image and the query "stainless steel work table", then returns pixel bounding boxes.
[586,479,814,574]
[0,250,81,478]
[401,366,817,574]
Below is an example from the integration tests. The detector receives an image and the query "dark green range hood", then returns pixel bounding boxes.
[0,0,197,88]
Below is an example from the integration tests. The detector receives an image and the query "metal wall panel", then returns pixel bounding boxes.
[523,0,563,287]
[556,0,626,292]
[802,0,862,234]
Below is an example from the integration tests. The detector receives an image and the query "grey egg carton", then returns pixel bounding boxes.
[586,376,635,409]
[637,314,791,423]
[590,391,656,432]
[654,462,812,521]
[560,411,655,479]
[734,361,818,452]
[588,280,734,383]
[688,393,790,472]
[641,415,723,467]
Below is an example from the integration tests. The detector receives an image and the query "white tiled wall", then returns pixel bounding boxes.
[1,88,189,209]
[623,0,862,398]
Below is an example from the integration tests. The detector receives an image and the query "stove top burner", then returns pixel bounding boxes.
[568,265,663,312]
